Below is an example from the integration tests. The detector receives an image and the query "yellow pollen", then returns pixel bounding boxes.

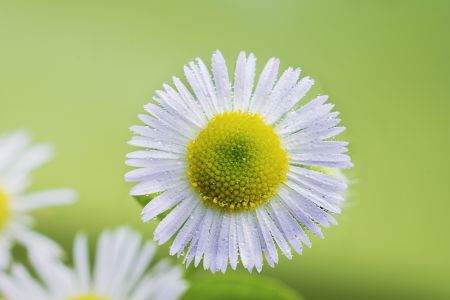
[186,111,288,211]
[0,184,10,232]
[70,295,108,300]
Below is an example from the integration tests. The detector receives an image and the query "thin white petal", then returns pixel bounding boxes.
[277,193,324,238]
[194,209,214,267]
[255,208,279,265]
[154,196,198,244]
[256,207,292,259]
[169,205,205,256]
[216,213,231,273]
[233,52,256,111]
[236,214,251,271]
[212,50,232,112]
[12,189,76,212]
[266,76,314,124]
[228,213,239,270]
[141,185,190,222]
[73,233,90,292]
[249,58,280,113]
[203,210,222,273]
[260,67,301,117]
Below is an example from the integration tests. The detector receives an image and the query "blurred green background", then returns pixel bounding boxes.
[1,0,449,299]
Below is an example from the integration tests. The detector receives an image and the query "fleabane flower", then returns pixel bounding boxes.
[125,50,353,273]
[0,227,188,300]
[0,130,76,270]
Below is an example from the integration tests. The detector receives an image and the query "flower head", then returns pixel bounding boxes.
[125,51,353,273]
[0,130,76,270]
[0,227,188,300]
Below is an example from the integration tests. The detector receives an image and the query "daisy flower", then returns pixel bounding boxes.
[0,130,76,270]
[0,227,189,300]
[125,50,353,273]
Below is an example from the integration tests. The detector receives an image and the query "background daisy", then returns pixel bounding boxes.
[126,51,352,273]
[0,130,76,270]
[0,226,188,300]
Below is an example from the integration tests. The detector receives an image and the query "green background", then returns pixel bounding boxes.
[1,0,449,299]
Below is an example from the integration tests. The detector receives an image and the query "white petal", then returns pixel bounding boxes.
[73,233,90,292]
[203,210,222,273]
[12,189,76,212]
[172,77,208,125]
[126,149,182,160]
[130,122,187,147]
[153,91,203,130]
[108,228,143,297]
[136,114,190,146]
[216,213,231,273]
[228,213,239,270]
[260,67,301,117]
[289,153,353,169]
[255,208,279,265]
[290,165,347,191]
[256,207,292,260]
[169,205,205,256]
[130,177,184,196]
[3,144,53,180]
[121,241,156,298]
[0,238,12,270]
[283,180,341,214]
[284,126,346,146]
[269,198,310,250]
[233,52,256,111]
[195,57,221,114]
[236,214,251,271]
[184,63,215,118]
[93,230,113,293]
[277,193,324,238]
[0,264,49,300]
[211,50,232,112]
[144,102,198,140]
[287,169,344,207]
[29,253,76,297]
[183,232,199,268]
[125,162,185,182]
[249,57,280,113]
[286,140,348,155]
[246,212,264,272]
[154,196,198,244]
[194,209,214,267]
[128,135,186,154]
[266,76,314,124]
[0,130,31,173]
[161,83,206,127]
[141,185,190,222]
[12,224,63,261]
[276,95,330,133]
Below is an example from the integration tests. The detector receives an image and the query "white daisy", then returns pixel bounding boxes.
[0,227,189,300]
[0,130,76,270]
[125,50,353,273]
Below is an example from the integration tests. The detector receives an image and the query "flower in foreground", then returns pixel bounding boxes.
[0,130,76,270]
[0,227,188,300]
[125,50,353,273]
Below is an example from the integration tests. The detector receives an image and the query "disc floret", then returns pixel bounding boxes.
[0,185,9,231]
[186,111,288,211]
[70,296,108,300]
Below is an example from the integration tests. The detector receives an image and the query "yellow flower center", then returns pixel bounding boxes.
[70,295,108,300]
[186,111,288,211]
[0,184,10,232]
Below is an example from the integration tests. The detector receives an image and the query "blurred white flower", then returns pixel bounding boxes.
[0,227,188,300]
[0,130,76,270]
[126,50,352,273]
